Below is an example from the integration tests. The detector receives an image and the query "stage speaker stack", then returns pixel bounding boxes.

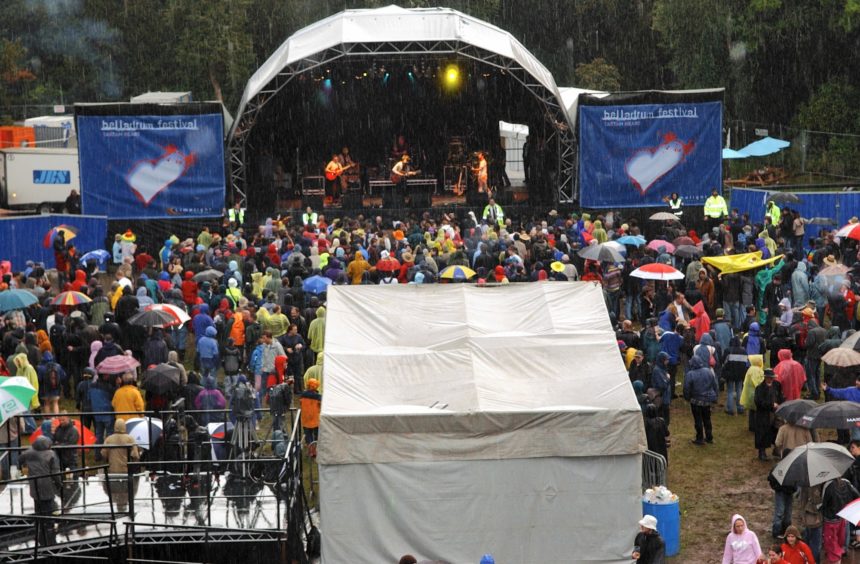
[301,176,325,210]
[411,190,432,209]
[342,189,363,209]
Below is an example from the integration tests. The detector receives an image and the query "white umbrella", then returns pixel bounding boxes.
[630,263,685,281]
[124,417,163,450]
[0,376,36,422]
[146,303,191,325]
[838,498,860,525]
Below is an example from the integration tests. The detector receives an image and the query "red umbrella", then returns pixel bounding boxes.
[630,263,684,281]
[31,419,97,450]
[672,236,695,247]
[376,257,401,272]
[836,223,860,240]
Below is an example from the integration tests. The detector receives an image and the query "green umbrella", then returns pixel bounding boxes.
[0,376,36,422]
[0,290,38,313]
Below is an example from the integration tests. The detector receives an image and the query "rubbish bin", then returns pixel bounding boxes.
[643,498,680,556]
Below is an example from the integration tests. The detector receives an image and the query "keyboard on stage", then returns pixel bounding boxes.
[368,177,437,194]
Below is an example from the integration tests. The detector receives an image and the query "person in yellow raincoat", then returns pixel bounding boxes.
[740,354,765,433]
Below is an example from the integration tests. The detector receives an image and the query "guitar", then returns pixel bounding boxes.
[453,166,466,196]
[325,163,356,181]
[390,169,421,184]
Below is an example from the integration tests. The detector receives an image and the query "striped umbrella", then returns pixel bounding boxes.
[439,265,476,280]
[0,376,36,423]
[146,303,191,325]
[51,291,92,307]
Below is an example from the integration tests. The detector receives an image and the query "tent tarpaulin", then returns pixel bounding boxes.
[319,282,645,563]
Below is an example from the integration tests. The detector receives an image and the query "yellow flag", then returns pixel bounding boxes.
[702,251,784,275]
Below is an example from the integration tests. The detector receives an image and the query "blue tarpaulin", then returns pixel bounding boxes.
[729,188,860,227]
[722,148,749,159]
[736,137,790,157]
[0,214,108,272]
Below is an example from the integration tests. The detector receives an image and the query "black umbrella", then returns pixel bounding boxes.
[798,401,860,429]
[129,308,180,329]
[775,399,819,425]
[674,245,702,259]
[193,269,224,283]
[772,442,854,487]
[140,363,181,396]
[767,192,801,204]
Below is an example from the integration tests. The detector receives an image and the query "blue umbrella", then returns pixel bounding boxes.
[80,249,111,266]
[303,275,332,295]
[0,290,38,313]
[616,235,646,247]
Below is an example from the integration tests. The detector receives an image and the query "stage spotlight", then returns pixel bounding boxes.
[444,64,460,88]
[322,78,333,91]
[383,72,390,84]
[407,70,415,83]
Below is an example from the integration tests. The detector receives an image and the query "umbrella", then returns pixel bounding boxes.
[125,417,163,450]
[646,240,676,254]
[616,235,646,247]
[772,442,854,487]
[146,303,191,325]
[767,192,801,204]
[739,136,791,157]
[630,263,684,281]
[578,243,624,263]
[439,265,477,280]
[836,223,860,240]
[79,249,111,266]
[96,354,140,375]
[51,291,92,307]
[799,401,860,429]
[0,289,38,313]
[841,332,860,350]
[674,245,702,259]
[30,418,96,446]
[672,236,695,247]
[0,376,35,422]
[649,212,680,221]
[193,269,224,283]
[129,308,180,329]
[604,240,627,255]
[302,275,332,295]
[774,399,819,425]
[207,421,233,461]
[822,347,860,368]
[140,363,181,395]
[375,256,401,272]
[42,225,78,248]
[837,498,860,526]
[819,264,850,277]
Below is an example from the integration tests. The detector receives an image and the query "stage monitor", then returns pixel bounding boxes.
[578,94,722,209]
[76,102,225,219]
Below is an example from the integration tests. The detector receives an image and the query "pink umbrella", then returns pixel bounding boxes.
[646,240,676,254]
[96,354,140,375]
[630,263,684,281]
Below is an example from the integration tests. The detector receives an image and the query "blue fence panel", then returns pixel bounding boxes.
[0,214,108,272]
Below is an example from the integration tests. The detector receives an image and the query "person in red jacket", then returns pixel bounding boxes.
[780,525,815,564]
[774,349,806,401]
[181,271,198,306]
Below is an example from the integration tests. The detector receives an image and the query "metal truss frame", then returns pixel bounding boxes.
[227,40,576,206]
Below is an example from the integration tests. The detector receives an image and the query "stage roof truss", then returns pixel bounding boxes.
[228,7,576,205]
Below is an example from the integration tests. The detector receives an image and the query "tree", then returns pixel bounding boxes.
[574,58,621,91]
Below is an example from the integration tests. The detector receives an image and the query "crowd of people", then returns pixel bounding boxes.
[4,197,860,560]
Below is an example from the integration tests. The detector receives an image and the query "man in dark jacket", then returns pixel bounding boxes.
[19,436,61,515]
[804,319,827,400]
[722,336,749,416]
[683,345,718,445]
[52,413,80,470]
[142,328,169,368]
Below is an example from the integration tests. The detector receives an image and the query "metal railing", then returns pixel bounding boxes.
[642,449,668,489]
[0,405,312,562]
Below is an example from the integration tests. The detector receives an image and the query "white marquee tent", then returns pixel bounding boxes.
[318,282,646,563]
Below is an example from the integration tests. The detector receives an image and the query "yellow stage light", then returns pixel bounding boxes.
[444,64,460,87]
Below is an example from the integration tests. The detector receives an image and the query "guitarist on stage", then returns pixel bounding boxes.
[473,151,490,196]
[390,154,414,187]
[324,154,344,201]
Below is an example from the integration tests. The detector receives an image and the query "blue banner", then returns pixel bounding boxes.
[0,214,108,272]
[730,188,860,228]
[579,102,722,208]
[78,114,225,219]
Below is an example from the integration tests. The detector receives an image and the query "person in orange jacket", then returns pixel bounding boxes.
[300,379,322,456]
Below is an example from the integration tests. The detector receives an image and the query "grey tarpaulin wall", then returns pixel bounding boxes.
[318,283,646,563]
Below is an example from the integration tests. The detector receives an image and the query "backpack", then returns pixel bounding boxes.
[245,322,262,347]
[269,383,291,415]
[233,385,255,416]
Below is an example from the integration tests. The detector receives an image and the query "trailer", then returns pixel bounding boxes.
[0,147,79,213]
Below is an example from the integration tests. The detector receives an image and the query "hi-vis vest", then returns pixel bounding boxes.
[765,203,781,225]
[704,195,728,219]
[668,197,683,216]
[228,207,245,224]
[302,211,318,226]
